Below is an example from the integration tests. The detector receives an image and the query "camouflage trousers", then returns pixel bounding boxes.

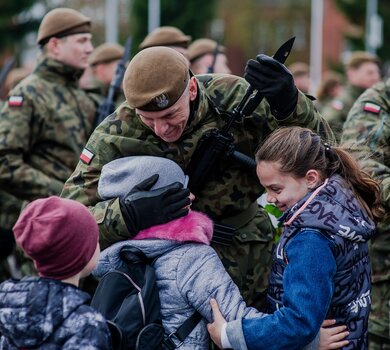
[212,208,275,310]
[369,280,390,350]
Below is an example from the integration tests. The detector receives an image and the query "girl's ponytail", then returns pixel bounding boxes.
[327,147,384,221]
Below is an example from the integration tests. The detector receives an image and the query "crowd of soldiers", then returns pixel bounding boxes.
[0,6,388,350]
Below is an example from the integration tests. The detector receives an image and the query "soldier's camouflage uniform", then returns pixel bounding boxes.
[61,73,334,308]
[0,55,97,278]
[322,84,365,141]
[342,78,390,349]
[84,79,126,115]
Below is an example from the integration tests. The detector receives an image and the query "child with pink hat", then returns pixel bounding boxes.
[0,196,111,349]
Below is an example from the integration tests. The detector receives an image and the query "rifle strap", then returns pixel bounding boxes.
[163,311,202,349]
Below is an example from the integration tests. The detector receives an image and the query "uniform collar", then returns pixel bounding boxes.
[34,55,84,86]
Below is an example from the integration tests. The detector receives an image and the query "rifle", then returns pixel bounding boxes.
[0,57,16,90]
[94,37,132,128]
[186,37,295,197]
[207,41,220,74]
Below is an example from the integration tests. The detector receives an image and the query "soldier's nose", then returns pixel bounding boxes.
[154,120,169,136]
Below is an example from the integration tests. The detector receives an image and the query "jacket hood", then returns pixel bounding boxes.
[281,174,376,242]
[0,277,90,348]
[94,210,213,278]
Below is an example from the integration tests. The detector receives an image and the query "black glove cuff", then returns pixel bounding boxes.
[119,199,139,237]
[271,88,298,120]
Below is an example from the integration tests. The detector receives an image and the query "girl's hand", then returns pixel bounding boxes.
[207,298,227,349]
[319,319,349,349]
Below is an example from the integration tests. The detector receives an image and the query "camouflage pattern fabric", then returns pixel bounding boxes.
[0,55,97,279]
[84,79,126,117]
[341,78,390,348]
[322,84,366,141]
[61,73,334,306]
[0,55,97,231]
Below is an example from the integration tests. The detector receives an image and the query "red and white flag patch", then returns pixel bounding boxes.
[8,95,23,107]
[80,148,94,164]
[363,102,381,114]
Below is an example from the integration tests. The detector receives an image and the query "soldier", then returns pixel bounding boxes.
[315,71,344,114]
[139,26,191,60]
[322,51,381,141]
[0,8,96,276]
[341,78,390,350]
[188,38,231,74]
[61,47,334,308]
[84,42,126,107]
[288,62,310,94]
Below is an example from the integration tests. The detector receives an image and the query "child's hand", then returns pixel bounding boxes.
[319,319,349,349]
[207,298,227,349]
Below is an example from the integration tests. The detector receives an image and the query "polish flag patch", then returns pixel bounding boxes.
[8,95,23,107]
[363,102,381,114]
[80,148,94,164]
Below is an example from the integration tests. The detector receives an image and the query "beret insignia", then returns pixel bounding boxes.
[154,94,169,109]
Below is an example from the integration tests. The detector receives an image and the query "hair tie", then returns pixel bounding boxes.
[323,143,332,154]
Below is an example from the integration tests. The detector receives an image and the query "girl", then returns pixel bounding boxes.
[208,126,383,349]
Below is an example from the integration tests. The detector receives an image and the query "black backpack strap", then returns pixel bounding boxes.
[163,311,202,349]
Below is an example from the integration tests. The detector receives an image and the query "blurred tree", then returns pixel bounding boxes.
[130,0,217,53]
[0,1,40,56]
[335,0,390,61]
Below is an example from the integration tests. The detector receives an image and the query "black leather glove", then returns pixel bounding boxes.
[119,174,191,235]
[244,54,298,119]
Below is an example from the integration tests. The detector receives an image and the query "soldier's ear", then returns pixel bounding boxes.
[46,37,62,57]
[188,76,197,101]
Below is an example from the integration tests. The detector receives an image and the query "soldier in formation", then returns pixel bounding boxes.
[86,42,126,107]
[0,7,96,276]
[188,38,231,74]
[323,51,381,141]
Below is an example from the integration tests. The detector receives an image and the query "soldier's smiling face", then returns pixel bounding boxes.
[136,77,198,142]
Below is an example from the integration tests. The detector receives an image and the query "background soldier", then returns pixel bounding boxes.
[61,47,334,308]
[139,26,191,60]
[288,61,310,94]
[0,8,96,277]
[188,38,231,74]
[83,42,126,107]
[342,78,390,350]
[323,51,381,141]
[315,71,344,115]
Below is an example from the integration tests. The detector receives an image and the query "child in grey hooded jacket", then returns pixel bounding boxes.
[94,155,266,349]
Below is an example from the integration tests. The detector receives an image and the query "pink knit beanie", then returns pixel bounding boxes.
[13,196,99,280]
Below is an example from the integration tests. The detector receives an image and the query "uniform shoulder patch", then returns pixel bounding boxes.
[363,102,381,114]
[331,100,343,111]
[80,148,95,165]
[8,95,23,107]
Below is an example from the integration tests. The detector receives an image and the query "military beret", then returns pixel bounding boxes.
[124,46,190,111]
[139,26,191,50]
[89,43,124,66]
[37,8,91,46]
[188,38,225,63]
[346,51,379,69]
